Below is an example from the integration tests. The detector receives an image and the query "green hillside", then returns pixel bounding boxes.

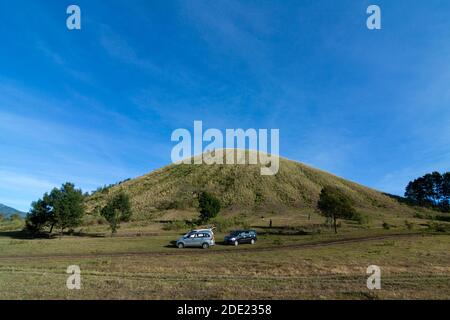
[86,150,429,224]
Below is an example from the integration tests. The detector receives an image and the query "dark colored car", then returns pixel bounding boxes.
[224,230,257,246]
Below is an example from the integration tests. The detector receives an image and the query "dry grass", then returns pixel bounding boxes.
[0,233,448,299]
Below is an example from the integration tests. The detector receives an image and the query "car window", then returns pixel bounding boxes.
[203,233,210,238]
[195,233,203,238]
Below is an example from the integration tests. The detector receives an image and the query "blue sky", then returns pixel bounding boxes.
[1,0,449,211]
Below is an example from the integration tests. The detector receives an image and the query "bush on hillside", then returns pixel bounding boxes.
[434,214,450,222]
[350,211,370,225]
[101,192,133,234]
[404,220,415,230]
[427,222,450,233]
[198,191,221,223]
[208,216,249,232]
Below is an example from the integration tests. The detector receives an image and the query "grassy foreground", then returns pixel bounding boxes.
[0,227,448,299]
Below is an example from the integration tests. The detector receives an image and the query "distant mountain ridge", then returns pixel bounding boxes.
[0,203,26,217]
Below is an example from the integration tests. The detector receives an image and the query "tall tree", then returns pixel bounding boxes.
[26,193,54,233]
[198,191,221,223]
[113,192,132,222]
[25,183,85,235]
[317,186,356,233]
[441,172,450,211]
[50,183,85,235]
[101,192,133,234]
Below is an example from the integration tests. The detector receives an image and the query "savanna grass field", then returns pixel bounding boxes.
[1,205,449,300]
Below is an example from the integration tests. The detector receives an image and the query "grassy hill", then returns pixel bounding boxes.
[86,150,431,227]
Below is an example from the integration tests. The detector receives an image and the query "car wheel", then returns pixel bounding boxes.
[202,243,209,249]
[234,240,239,246]
[251,239,255,245]
[177,243,184,249]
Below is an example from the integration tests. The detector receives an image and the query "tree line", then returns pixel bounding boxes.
[26,182,132,236]
[405,171,450,212]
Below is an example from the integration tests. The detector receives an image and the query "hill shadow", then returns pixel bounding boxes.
[0,230,106,239]
[253,225,318,236]
[0,230,45,239]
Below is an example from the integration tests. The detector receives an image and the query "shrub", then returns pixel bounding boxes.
[413,212,430,219]
[114,192,133,222]
[101,192,133,234]
[157,200,188,211]
[382,222,391,230]
[83,214,107,226]
[404,220,414,230]
[9,213,22,221]
[208,216,249,232]
[434,214,450,222]
[162,220,191,231]
[351,211,370,225]
[427,222,450,233]
[198,191,221,223]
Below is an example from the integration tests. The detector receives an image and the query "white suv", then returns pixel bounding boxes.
[176,229,215,249]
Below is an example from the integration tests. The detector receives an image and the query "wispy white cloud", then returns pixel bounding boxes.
[37,41,65,65]
[36,41,94,84]
[99,25,160,73]
[180,0,274,74]
[0,170,55,191]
